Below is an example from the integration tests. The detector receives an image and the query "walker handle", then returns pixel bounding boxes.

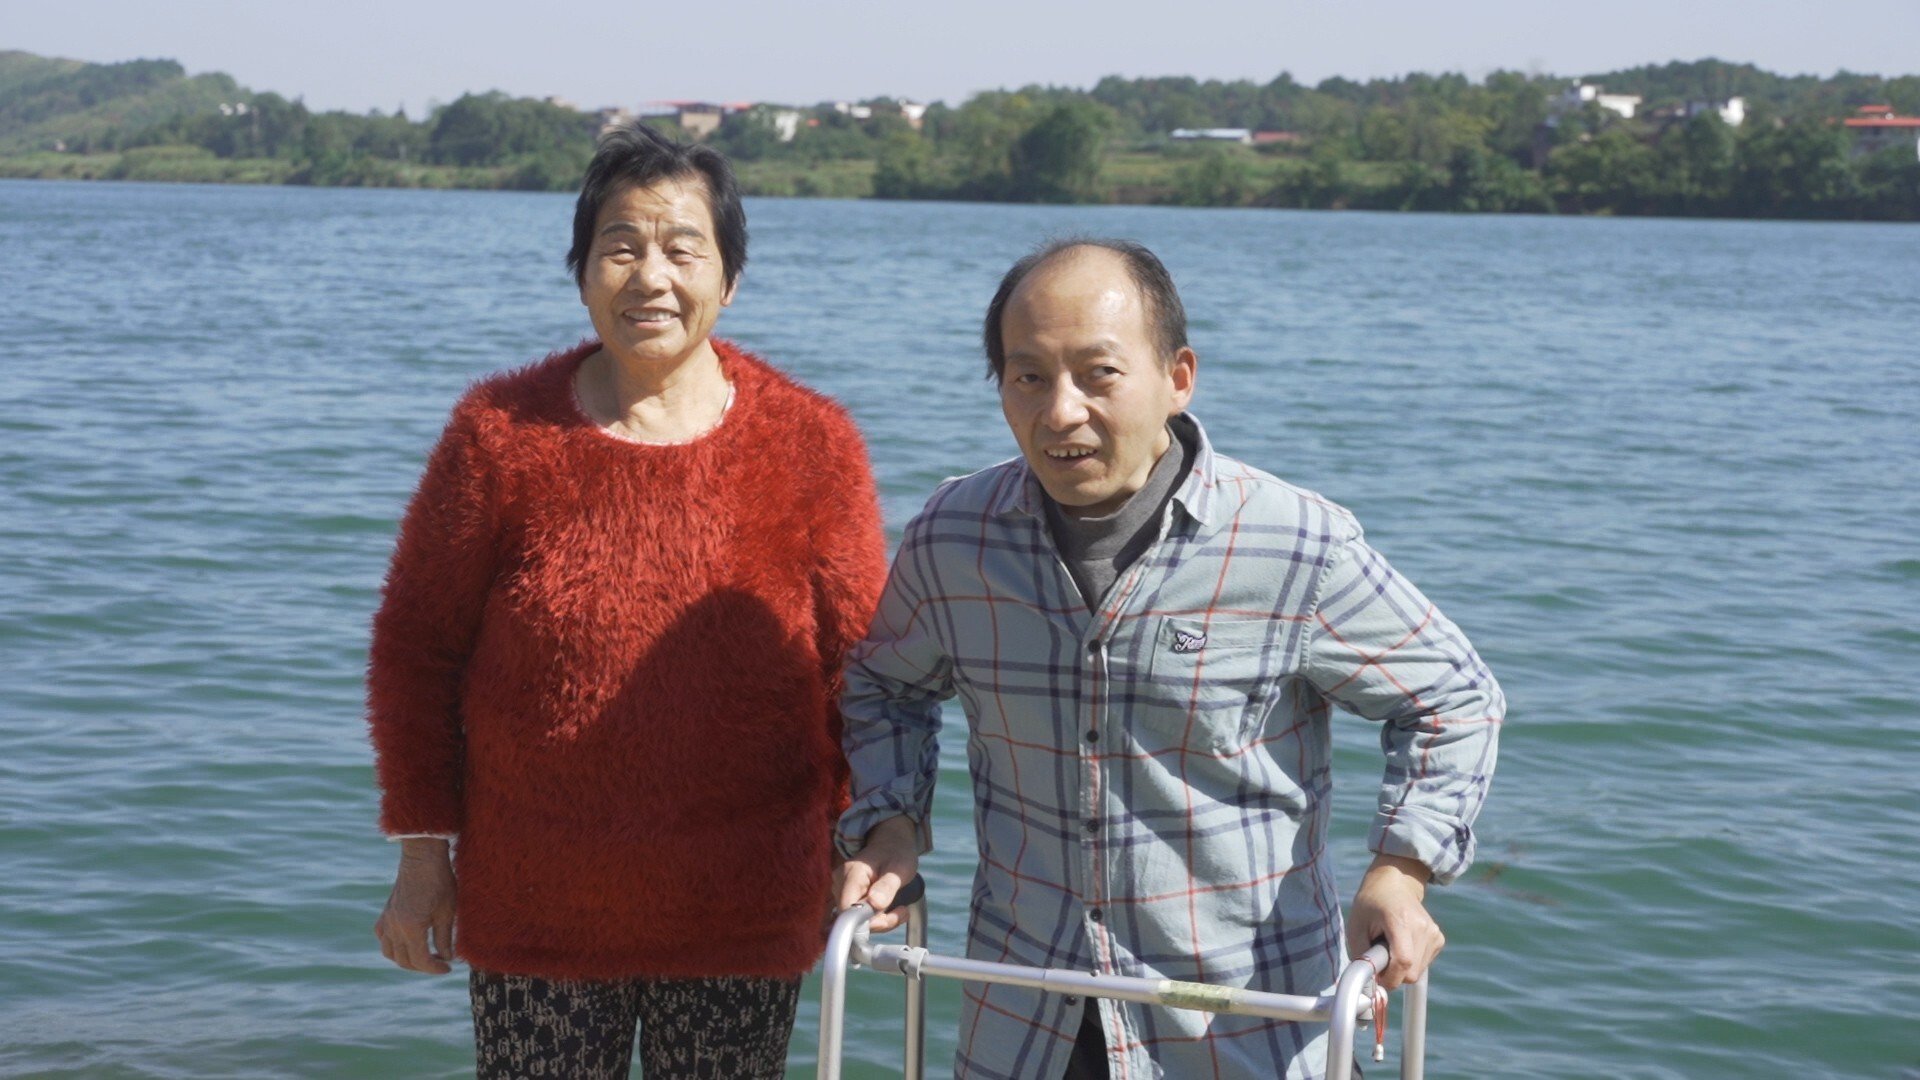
[884,873,926,913]
[1361,938,1390,972]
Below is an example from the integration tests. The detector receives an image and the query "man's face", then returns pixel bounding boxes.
[998,249,1195,518]
[578,177,735,368]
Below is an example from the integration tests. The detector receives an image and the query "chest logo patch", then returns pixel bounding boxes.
[1171,628,1208,654]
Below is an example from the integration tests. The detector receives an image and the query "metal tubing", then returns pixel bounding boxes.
[830,896,1425,1080]
[865,945,1336,1022]
[903,897,928,1080]
[1400,971,1428,1080]
[1324,944,1387,1080]
[817,904,874,1080]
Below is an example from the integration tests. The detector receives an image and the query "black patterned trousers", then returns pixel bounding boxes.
[469,968,802,1079]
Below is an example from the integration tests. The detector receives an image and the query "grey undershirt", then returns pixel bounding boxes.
[1043,417,1197,611]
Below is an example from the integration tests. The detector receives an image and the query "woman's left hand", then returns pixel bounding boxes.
[374,839,457,974]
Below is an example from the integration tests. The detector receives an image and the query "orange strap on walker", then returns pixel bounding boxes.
[1365,953,1389,1063]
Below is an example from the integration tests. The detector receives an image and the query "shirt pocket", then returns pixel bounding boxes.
[1137,616,1275,752]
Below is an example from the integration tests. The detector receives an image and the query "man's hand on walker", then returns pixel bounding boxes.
[375,837,457,974]
[1347,852,1443,990]
[834,815,920,934]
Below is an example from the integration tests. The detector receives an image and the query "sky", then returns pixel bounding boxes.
[8,0,1918,116]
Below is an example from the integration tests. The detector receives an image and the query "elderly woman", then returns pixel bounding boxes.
[367,124,888,1078]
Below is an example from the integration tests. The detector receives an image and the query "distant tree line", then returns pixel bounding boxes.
[125,90,597,189]
[4,52,1916,218]
[879,63,1917,218]
[0,57,192,130]
[701,59,1920,219]
[3,54,600,190]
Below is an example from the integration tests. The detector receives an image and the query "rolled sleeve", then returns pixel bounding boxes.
[835,533,954,859]
[1304,529,1505,885]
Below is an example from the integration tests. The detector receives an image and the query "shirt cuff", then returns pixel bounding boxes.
[834,804,933,861]
[1369,806,1475,886]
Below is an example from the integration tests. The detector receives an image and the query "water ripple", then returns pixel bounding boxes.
[1,182,1916,1078]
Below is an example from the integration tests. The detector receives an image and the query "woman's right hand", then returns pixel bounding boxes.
[833,816,920,934]
[374,838,457,974]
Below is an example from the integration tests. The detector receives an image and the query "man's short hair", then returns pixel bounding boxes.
[981,237,1190,384]
[565,123,748,290]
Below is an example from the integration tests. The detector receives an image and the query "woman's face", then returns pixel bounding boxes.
[579,177,735,370]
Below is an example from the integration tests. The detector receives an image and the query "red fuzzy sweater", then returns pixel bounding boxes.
[367,340,888,980]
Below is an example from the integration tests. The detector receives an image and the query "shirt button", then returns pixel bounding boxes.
[1084,729,1099,744]
[1084,819,1100,833]
[1088,907,1104,923]
[1064,995,1081,1006]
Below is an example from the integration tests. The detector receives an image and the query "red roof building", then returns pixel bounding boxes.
[1841,105,1920,159]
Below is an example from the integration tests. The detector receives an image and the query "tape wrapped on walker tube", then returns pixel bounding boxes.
[1156,980,1241,1012]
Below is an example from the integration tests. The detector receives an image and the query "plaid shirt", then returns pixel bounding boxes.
[838,416,1503,1080]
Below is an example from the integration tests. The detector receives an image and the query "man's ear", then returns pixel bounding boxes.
[1169,346,1197,410]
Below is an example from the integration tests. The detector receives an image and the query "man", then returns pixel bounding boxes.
[836,239,1503,1079]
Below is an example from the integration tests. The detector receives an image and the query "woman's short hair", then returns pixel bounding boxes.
[566,123,747,289]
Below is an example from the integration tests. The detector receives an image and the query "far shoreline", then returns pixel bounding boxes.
[8,169,1918,227]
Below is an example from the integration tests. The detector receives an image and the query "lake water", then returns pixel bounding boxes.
[2,179,1916,1079]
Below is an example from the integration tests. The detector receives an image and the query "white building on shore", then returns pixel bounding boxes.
[1554,82,1643,120]
[1171,128,1253,145]
[1685,96,1747,126]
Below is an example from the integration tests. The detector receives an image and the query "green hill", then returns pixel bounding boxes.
[0,49,87,96]
[0,51,245,153]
